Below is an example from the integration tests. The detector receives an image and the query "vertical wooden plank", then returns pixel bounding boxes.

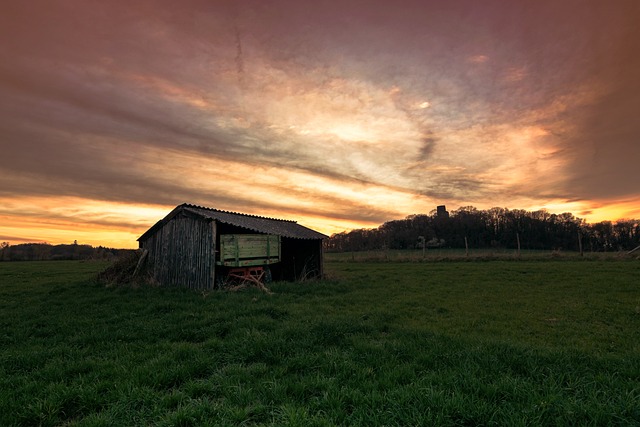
[210,221,216,289]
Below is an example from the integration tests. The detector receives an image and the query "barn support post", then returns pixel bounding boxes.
[318,239,325,278]
[210,221,217,288]
[133,249,148,277]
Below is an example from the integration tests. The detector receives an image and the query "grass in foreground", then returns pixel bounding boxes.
[0,259,639,426]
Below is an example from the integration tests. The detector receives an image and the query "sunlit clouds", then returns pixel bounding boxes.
[0,197,168,248]
[1,0,639,248]
[468,55,489,64]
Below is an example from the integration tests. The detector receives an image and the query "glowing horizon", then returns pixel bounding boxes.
[1,194,638,250]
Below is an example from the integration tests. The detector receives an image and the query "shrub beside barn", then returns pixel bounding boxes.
[137,204,327,289]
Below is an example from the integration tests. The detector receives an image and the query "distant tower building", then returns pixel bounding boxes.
[437,205,449,218]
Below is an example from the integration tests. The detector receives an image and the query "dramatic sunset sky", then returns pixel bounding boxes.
[1,0,639,249]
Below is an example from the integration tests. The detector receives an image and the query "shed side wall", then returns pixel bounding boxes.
[141,214,215,289]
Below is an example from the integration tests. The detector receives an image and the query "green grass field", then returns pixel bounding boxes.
[1,259,639,426]
[325,248,635,262]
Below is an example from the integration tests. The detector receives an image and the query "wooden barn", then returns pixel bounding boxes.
[137,203,327,289]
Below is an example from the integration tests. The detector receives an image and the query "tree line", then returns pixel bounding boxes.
[0,242,133,262]
[325,206,640,253]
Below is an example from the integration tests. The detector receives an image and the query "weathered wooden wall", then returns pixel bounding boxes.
[141,213,216,289]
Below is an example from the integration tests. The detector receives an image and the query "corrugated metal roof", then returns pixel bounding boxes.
[138,203,328,241]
